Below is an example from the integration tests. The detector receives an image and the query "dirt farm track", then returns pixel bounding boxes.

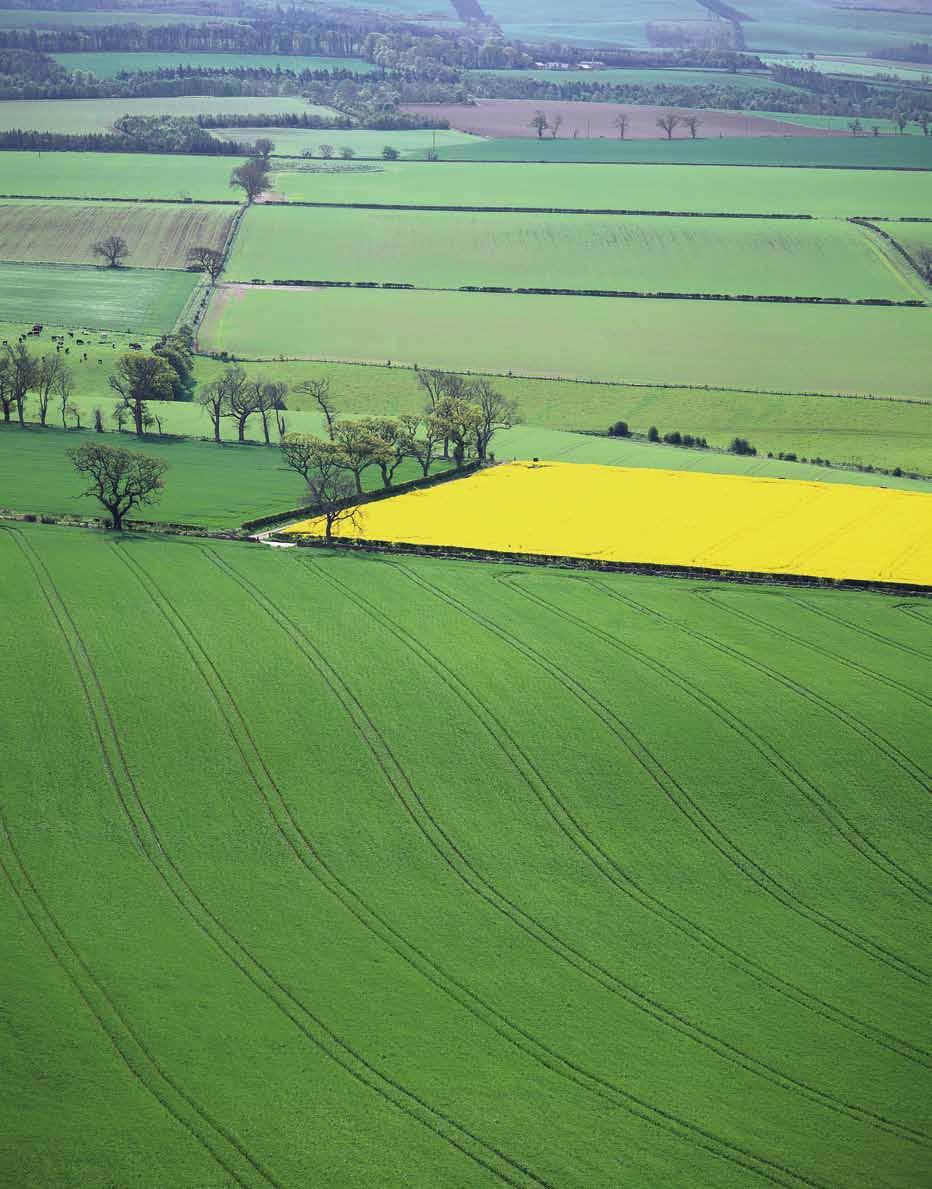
[400,99,841,140]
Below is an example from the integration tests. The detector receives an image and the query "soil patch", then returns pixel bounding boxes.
[400,99,841,140]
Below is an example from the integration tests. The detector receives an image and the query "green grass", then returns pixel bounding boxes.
[52,50,377,77]
[433,135,932,169]
[0,262,198,333]
[271,159,932,217]
[201,285,932,400]
[3,521,930,1186]
[212,126,481,158]
[736,0,932,54]
[0,423,446,527]
[476,66,803,91]
[0,7,242,25]
[743,111,928,135]
[0,96,334,134]
[7,321,930,473]
[0,151,238,201]
[227,205,914,299]
[760,54,932,82]
[0,199,233,268]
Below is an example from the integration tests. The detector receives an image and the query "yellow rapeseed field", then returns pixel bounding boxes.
[286,462,932,586]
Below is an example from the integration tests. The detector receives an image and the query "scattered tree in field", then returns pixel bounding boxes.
[112,401,129,432]
[296,377,339,439]
[249,377,288,445]
[108,352,177,436]
[417,368,467,458]
[682,114,702,139]
[33,354,69,427]
[3,342,38,426]
[608,420,630,437]
[550,114,564,139]
[280,432,324,483]
[657,112,680,140]
[93,406,104,433]
[306,464,361,544]
[318,143,335,158]
[530,109,549,138]
[68,441,167,530]
[362,416,417,488]
[332,419,387,493]
[894,112,909,134]
[340,145,356,159]
[408,414,442,477]
[55,364,75,429]
[154,331,195,401]
[470,379,519,461]
[729,436,757,456]
[197,364,246,443]
[186,244,225,284]
[919,114,931,137]
[647,425,660,442]
[252,137,275,159]
[65,402,82,429]
[92,234,130,268]
[848,118,863,136]
[230,157,269,204]
[0,354,12,423]
[613,113,629,139]
[382,145,400,159]
[428,394,481,469]
[222,372,261,441]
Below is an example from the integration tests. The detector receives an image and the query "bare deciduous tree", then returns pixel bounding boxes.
[682,114,702,139]
[198,365,246,443]
[34,354,69,427]
[550,113,564,139]
[296,377,339,439]
[657,112,680,140]
[613,113,629,139]
[470,379,520,461]
[529,109,549,138]
[229,157,269,204]
[186,244,225,284]
[222,372,260,441]
[4,342,38,427]
[306,466,361,544]
[69,441,167,530]
[108,353,176,436]
[92,234,130,267]
[252,137,275,159]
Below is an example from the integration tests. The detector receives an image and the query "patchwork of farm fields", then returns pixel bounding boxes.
[288,461,932,585]
[0,262,198,333]
[0,96,334,135]
[0,200,233,268]
[4,523,931,1186]
[200,286,932,398]
[0,151,236,201]
[228,206,916,299]
[270,160,932,217]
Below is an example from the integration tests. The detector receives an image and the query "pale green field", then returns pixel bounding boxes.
[0,7,241,25]
[761,54,932,82]
[0,96,335,134]
[227,205,915,299]
[201,285,932,399]
[0,152,236,201]
[271,160,932,218]
[52,51,377,77]
[212,127,481,158]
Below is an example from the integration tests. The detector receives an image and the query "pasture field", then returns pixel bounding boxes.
[0,7,241,25]
[744,112,926,135]
[227,206,913,300]
[734,0,932,54]
[0,263,198,333]
[469,0,714,46]
[4,522,931,1185]
[0,96,334,135]
[0,425,447,527]
[5,321,929,473]
[0,200,233,268]
[433,135,932,169]
[0,152,236,201]
[476,66,804,92]
[212,126,480,158]
[200,286,932,400]
[287,460,932,585]
[51,51,378,77]
[760,54,932,82]
[270,159,932,217]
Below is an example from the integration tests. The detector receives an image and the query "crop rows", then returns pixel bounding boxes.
[3,525,929,1186]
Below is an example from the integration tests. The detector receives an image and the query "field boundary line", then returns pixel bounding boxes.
[271,198,816,219]
[302,555,932,1148]
[792,597,932,662]
[203,544,829,1189]
[12,527,540,1189]
[385,560,932,1061]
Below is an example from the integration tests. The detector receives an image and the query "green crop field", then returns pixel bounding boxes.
[212,126,481,158]
[0,425,448,527]
[0,96,335,135]
[476,66,804,91]
[227,206,915,300]
[52,51,378,77]
[0,152,237,201]
[433,135,932,169]
[734,0,932,54]
[201,285,932,399]
[271,159,932,217]
[760,54,932,82]
[0,200,233,268]
[3,521,931,1186]
[0,262,198,332]
[0,7,243,25]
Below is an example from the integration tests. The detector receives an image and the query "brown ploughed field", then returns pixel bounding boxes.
[400,99,841,139]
